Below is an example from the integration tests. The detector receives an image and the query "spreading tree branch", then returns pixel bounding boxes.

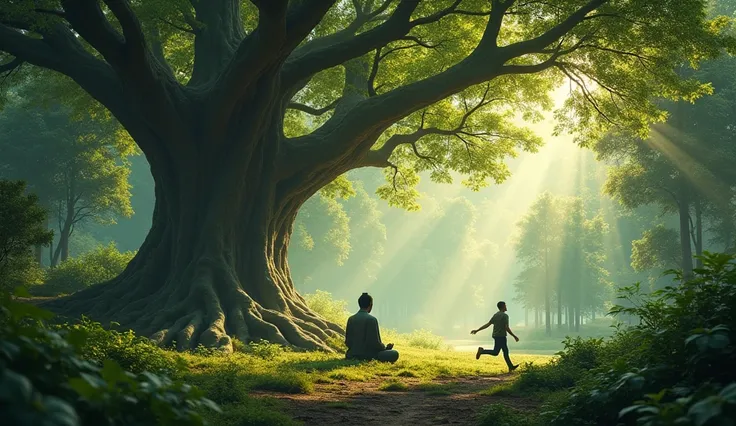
[287,99,339,116]
[282,0,474,90]
[0,56,23,74]
[367,35,444,96]
[213,0,336,119]
[285,0,606,176]
[360,85,498,167]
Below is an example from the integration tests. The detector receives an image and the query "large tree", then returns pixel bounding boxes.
[0,0,729,351]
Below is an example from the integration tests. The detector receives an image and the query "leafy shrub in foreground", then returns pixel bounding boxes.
[477,404,535,426]
[35,243,135,296]
[58,316,184,376]
[533,252,736,426]
[0,288,217,426]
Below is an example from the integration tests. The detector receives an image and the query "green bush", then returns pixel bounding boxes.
[58,317,183,376]
[241,340,289,360]
[35,243,135,296]
[556,336,605,370]
[477,404,536,426]
[0,179,53,292]
[404,328,446,350]
[303,290,350,326]
[511,362,579,393]
[0,289,218,426]
[526,252,736,426]
[383,328,448,350]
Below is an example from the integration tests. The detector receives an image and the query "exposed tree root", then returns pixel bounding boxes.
[43,254,344,353]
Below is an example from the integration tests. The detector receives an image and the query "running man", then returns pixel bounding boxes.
[470,300,519,372]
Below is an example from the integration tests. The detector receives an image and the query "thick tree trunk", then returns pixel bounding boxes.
[43,116,346,352]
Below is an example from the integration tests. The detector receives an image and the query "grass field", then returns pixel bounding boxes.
[180,344,552,425]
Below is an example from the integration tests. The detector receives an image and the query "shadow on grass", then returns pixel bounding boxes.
[414,382,456,395]
[279,358,363,373]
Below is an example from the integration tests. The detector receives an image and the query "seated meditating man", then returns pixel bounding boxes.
[345,292,399,363]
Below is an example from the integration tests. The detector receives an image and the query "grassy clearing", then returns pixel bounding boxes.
[179,345,551,425]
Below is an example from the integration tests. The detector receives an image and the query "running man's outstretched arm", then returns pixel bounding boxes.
[471,320,492,335]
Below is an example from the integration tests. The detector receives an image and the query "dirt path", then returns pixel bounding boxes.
[255,375,538,425]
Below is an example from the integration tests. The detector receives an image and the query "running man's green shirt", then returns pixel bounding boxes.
[345,310,386,359]
[490,311,509,338]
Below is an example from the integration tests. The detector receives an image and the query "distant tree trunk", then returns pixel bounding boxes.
[557,287,563,330]
[524,308,528,327]
[535,308,539,328]
[34,245,43,265]
[678,181,694,279]
[545,249,552,337]
[694,200,703,269]
[52,213,72,266]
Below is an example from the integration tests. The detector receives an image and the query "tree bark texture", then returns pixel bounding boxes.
[46,133,346,351]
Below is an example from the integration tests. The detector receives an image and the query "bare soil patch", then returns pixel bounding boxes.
[255,374,538,425]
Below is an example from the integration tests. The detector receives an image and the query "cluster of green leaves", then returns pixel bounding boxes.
[0,180,53,292]
[0,288,218,426]
[33,243,135,296]
[630,225,682,273]
[55,316,183,376]
[598,51,736,276]
[303,290,351,327]
[513,252,736,426]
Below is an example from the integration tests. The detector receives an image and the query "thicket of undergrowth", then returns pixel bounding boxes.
[499,252,736,426]
[0,287,218,426]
